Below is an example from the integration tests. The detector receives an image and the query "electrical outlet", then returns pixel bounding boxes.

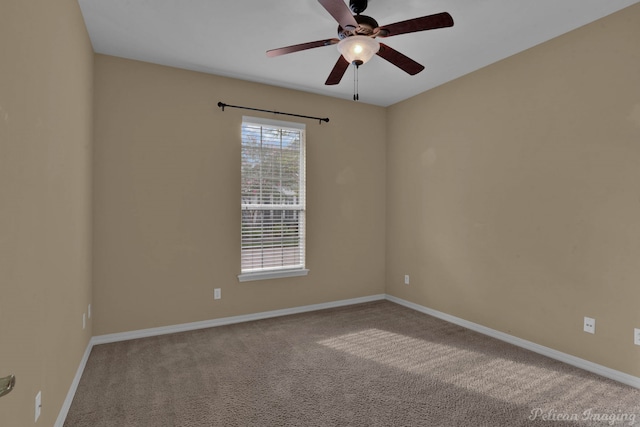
[634,328,640,346]
[35,391,41,422]
[88,303,91,319]
[83,313,86,330]
[404,275,410,285]
[583,317,595,334]
[214,288,221,300]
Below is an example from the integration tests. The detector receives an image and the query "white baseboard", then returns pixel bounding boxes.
[91,294,386,345]
[385,294,640,389]
[54,339,93,427]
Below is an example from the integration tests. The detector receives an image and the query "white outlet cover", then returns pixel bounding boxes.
[404,275,410,285]
[35,391,41,422]
[214,288,221,300]
[634,328,640,346]
[583,317,595,334]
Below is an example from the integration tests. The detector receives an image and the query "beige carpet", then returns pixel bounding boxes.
[64,301,638,426]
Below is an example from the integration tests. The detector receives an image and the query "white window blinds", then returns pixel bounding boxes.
[240,117,306,279]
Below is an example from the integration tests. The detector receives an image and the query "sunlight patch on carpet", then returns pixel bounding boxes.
[318,328,610,407]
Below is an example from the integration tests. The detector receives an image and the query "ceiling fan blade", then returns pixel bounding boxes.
[325,56,350,85]
[376,43,425,75]
[267,38,340,57]
[377,12,453,38]
[318,0,359,31]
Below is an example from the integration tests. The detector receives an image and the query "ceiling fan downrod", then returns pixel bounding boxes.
[349,0,367,14]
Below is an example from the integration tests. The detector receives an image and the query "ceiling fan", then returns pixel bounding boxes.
[266,0,454,86]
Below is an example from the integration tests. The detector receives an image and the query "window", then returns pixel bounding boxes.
[238,116,308,282]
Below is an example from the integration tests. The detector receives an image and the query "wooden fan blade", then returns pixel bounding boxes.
[376,43,425,75]
[377,12,453,38]
[325,56,350,85]
[267,39,340,57]
[318,0,358,31]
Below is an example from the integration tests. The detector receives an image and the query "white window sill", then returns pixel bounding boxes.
[238,268,309,282]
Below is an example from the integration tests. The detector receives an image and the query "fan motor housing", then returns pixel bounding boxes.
[338,14,379,39]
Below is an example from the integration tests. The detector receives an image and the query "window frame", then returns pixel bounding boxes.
[237,116,309,282]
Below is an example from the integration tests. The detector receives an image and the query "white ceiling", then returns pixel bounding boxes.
[78,0,639,107]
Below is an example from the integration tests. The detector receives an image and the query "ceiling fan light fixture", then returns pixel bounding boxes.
[337,36,380,66]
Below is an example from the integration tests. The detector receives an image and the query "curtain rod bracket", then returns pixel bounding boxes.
[217,101,329,124]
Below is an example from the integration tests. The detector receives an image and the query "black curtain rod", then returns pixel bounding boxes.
[217,102,329,124]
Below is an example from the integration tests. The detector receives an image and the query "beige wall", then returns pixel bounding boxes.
[0,0,94,425]
[386,4,640,377]
[92,55,387,335]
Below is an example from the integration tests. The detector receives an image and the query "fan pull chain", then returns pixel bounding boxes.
[353,64,359,101]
